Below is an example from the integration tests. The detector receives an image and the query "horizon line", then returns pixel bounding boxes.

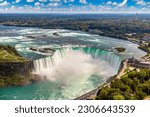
[0,12,150,14]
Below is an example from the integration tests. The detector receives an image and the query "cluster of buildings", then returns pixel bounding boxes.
[128,57,150,69]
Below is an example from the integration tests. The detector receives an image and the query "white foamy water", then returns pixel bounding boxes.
[33,48,120,84]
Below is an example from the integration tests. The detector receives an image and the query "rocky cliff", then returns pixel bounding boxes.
[0,45,36,87]
[0,61,33,77]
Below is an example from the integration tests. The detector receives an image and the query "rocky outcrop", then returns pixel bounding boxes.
[0,45,39,87]
[0,61,33,77]
[0,61,38,87]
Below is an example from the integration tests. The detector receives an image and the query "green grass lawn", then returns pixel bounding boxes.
[0,45,28,62]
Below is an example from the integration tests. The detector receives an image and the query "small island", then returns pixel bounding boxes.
[53,32,60,36]
[115,47,126,53]
[24,34,48,39]
[30,47,56,55]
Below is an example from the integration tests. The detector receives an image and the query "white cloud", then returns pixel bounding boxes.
[0,0,149,13]
[39,0,47,2]
[64,0,74,3]
[10,6,17,10]
[79,0,87,4]
[16,0,21,3]
[112,2,117,6]
[0,5,150,13]
[106,0,128,7]
[50,0,61,2]
[135,0,150,6]
[118,0,128,7]
[135,0,146,5]
[35,2,41,6]
[48,2,59,7]
[26,0,34,2]
[106,1,118,6]
[106,1,112,5]
[0,1,10,6]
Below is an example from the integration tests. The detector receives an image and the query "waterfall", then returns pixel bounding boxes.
[77,47,122,70]
[33,48,71,73]
[32,47,122,80]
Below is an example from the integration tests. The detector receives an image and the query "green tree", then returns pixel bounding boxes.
[96,87,109,100]
[113,94,125,100]
[141,80,150,95]
[135,90,147,100]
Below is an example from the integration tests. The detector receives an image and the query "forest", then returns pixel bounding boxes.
[0,14,149,41]
[96,69,150,100]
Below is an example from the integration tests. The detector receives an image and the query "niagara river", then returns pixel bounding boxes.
[0,25,146,100]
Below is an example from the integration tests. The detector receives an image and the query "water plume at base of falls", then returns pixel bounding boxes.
[32,47,122,85]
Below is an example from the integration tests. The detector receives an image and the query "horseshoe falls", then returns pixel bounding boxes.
[33,47,122,81]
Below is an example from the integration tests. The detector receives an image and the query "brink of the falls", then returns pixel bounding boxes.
[32,47,122,84]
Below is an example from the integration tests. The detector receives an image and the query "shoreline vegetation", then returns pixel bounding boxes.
[95,68,150,100]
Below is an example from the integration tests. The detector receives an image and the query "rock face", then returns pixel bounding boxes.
[0,61,33,77]
[0,45,36,87]
[0,61,36,87]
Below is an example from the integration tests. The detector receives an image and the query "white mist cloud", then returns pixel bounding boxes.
[33,50,117,85]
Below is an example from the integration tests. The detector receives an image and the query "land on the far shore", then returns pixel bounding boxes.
[0,14,149,43]
[0,14,149,57]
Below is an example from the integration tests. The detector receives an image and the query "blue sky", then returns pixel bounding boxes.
[0,0,150,13]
